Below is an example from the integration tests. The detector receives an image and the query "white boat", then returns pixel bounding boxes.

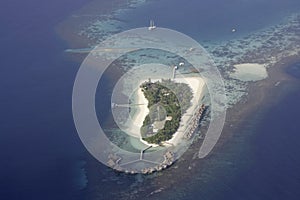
[148,20,156,30]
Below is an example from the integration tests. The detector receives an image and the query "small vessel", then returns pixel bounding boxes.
[148,20,156,30]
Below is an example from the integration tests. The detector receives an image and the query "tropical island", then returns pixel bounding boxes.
[139,79,193,144]
[108,73,206,173]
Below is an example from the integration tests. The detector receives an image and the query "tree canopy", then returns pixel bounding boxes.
[140,79,193,144]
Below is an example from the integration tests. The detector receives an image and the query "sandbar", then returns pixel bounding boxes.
[230,63,268,82]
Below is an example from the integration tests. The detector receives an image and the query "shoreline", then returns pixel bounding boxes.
[83,54,300,199]
[115,54,300,200]
[166,77,205,146]
[125,86,149,139]
[126,77,205,147]
[52,0,300,198]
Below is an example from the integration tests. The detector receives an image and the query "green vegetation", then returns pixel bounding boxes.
[140,79,193,144]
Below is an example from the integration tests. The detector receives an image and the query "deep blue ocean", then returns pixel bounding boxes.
[1,0,300,199]
[221,76,300,200]
[0,0,91,199]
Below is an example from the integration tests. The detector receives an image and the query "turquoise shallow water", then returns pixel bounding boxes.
[85,1,300,199]
[1,0,300,199]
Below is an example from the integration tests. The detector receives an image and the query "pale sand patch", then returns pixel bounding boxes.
[125,85,149,138]
[126,77,205,147]
[123,80,160,147]
[134,88,149,128]
[230,63,268,82]
[166,77,206,146]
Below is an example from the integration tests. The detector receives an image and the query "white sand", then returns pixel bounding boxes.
[128,85,160,147]
[230,63,268,82]
[166,77,206,146]
[125,86,149,138]
[127,77,205,146]
[133,88,149,128]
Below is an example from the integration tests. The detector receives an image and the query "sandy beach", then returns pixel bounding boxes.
[54,0,300,198]
[126,77,206,146]
[125,85,149,138]
[166,77,206,145]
